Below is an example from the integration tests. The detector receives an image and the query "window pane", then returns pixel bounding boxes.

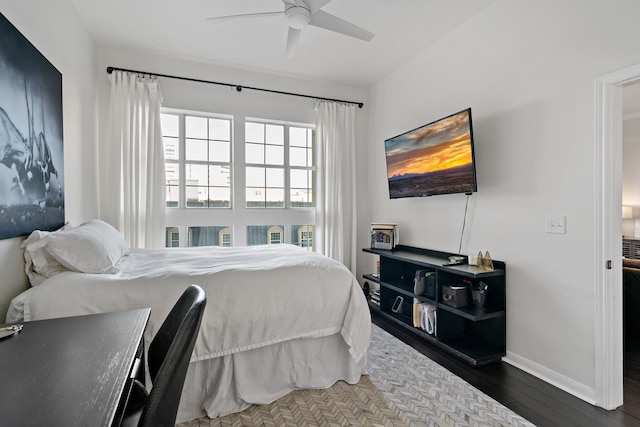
[210,140,230,162]
[246,225,284,245]
[290,147,308,167]
[163,136,179,160]
[185,138,208,161]
[290,169,310,188]
[246,122,264,143]
[245,143,264,164]
[165,227,179,247]
[209,188,230,207]
[246,167,265,187]
[246,189,265,208]
[266,168,284,187]
[165,163,179,207]
[210,118,230,140]
[291,188,312,207]
[185,116,207,139]
[209,165,230,186]
[289,127,307,147]
[265,145,284,165]
[266,188,284,207]
[292,224,314,250]
[166,185,179,207]
[188,226,231,247]
[161,114,178,137]
[266,124,284,145]
[185,163,208,184]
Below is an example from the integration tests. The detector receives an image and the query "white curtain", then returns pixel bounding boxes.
[314,100,357,273]
[100,71,165,248]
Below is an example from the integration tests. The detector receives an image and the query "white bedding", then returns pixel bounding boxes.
[9,239,372,422]
[12,244,371,365]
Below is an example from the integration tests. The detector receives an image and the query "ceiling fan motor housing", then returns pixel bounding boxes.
[285,5,311,29]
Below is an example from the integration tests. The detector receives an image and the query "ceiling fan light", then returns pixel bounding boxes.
[285,6,311,29]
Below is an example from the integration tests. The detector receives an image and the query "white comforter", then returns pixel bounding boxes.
[19,244,371,363]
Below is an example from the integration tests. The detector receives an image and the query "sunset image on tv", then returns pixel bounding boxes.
[385,109,476,198]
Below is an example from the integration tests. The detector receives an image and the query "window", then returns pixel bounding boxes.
[245,120,314,209]
[161,112,232,209]
[219,228,231,247]
[161,110,315,248]
[292,224,315,251]
[268,226,284,244]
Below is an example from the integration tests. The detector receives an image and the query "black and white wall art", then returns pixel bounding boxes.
[0,12,64,240]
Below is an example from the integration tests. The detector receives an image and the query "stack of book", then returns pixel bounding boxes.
[370,223,399,250]
[370,289,380,307]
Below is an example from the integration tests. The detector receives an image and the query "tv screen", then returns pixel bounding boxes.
[384,108,477,199]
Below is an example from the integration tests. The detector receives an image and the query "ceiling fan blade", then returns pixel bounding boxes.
[309,10,374,41]
[206,11,283,24]
[305,0,333,14]
[286,27,302,58]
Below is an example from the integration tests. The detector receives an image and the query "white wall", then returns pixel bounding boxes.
[362,0,640,404]
[0,2,97,318]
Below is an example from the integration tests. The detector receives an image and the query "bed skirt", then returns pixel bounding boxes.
[177,332,367,423]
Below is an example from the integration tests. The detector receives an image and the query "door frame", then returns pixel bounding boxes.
[595,63,640,409]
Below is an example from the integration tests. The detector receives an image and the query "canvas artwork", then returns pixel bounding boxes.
[0,13,64,240]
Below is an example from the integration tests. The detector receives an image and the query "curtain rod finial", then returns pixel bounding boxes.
[358,103,364,109]
[106,67,114,74]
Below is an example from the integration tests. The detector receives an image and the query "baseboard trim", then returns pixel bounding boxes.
[503,351,596,405]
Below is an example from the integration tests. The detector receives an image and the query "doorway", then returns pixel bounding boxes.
[621,82,640,413]
[595,64,640,410]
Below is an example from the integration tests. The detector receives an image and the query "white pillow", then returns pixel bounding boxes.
[22,224,72,286]
[43,219,129,274]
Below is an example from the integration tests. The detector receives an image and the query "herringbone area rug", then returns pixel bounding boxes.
[178,324,536,426]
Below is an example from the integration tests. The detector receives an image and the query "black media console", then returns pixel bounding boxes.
[363,245,506,366]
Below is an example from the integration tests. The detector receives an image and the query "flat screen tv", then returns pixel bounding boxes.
[384,108,477,199]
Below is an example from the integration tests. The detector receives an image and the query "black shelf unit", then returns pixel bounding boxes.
[363,245,506,366]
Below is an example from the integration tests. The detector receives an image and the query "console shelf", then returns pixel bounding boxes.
[363,245,506,366]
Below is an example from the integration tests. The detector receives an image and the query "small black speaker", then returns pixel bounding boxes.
[363,281,370,298]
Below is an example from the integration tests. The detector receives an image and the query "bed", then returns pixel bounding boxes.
[6,220,371,423]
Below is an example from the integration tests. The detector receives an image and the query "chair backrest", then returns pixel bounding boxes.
[138,284,206,427]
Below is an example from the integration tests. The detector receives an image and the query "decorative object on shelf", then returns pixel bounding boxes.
[413,270,435,298]
[467,253,479,265]
[476,250,494,271]
[448,255,465,265]
[471,281,489,310]
[391,295,404,313]
[442,283,470,308]
[371,223,399,250]
[482,251,494,271]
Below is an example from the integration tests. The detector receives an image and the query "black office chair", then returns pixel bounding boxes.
[121,284,207,427]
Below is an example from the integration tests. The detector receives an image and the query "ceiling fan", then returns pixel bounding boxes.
[207,0,374,58]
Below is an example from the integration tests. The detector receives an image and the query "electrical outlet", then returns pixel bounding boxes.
[545,215,566,234]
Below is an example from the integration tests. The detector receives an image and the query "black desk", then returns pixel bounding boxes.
[0,308,150,427]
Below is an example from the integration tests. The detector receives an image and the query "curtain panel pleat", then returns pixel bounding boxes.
[100,71,165,248]
[314,100,357,273]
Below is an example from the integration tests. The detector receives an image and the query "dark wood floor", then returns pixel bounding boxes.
[372,313,640,427]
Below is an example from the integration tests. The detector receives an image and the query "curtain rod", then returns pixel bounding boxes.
[106,66,364,108]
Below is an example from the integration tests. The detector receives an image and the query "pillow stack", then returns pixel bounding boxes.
[21,219,129,285]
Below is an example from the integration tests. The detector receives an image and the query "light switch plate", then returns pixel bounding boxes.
[545,215,566,234]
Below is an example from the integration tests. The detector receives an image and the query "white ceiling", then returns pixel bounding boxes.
[69,0,496,88]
